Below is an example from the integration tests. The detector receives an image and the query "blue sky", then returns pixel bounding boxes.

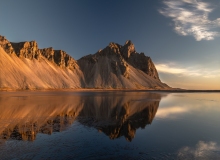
[0,0,220,89]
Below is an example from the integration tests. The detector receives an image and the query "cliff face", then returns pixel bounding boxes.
[0,35,78,71]
[121,40,159,80]
[0,36,16,55]
[0,35,170,90]
[9,41,78,70]
[0,35,84,90]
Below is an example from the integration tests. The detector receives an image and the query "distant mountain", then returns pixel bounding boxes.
[0,35,170,90]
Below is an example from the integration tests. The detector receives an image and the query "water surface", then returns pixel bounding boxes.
[0,91,219,159]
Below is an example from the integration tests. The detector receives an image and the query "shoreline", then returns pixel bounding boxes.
[0,88,220,93]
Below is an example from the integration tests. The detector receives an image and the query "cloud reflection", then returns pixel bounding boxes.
[178,141,220,159]
[156,93,220,119]
[156,106,188,118]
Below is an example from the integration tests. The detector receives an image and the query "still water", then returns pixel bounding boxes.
[0,91,219,160]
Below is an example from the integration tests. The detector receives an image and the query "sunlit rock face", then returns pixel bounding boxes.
[5,38,78,70]
[0,36,16,55]
[11,41,40,59]
[0,35,170,90]
[78,41,169,89]
[0,36,85,90]
[0,92,161,142]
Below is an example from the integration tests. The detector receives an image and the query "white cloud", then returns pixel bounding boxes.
[178,141,220,159]
[159,0,220,41]
[155,63,220,78]
[156,64,187,74]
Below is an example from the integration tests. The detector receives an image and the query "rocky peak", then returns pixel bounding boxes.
[11,41,40,59]
[40,47,54,62]
[102,40,160,80]
[54,50,77,70]
[78,40,161,87]
[108,42,121,49]
[100,42,122,56]
[125,40,133,46]
[0,35,16,55]
[40,48,77,70]
[0,35,78,71]
[121,40,135,59]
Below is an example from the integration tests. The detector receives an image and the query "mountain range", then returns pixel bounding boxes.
[0,35,170,90]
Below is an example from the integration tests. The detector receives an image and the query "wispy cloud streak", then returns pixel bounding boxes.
[156,63,220,78]
[159,0,220,41]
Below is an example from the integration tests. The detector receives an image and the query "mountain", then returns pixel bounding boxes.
[0,35,170,90]
[78,40,169,89]
[0,35,84,90]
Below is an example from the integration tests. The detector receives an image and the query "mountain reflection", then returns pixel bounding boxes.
[0,91,161,142]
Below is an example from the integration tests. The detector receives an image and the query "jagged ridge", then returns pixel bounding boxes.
[0,35,84,90]
[0,35,170,90]
[0,36,78,70]
[78,40,169,89]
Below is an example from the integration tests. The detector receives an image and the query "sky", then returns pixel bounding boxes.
[0,0,220,89]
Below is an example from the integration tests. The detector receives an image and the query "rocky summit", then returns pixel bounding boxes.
[0,35,170,90]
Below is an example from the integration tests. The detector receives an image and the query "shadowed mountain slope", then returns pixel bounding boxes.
[78,41,170,89]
